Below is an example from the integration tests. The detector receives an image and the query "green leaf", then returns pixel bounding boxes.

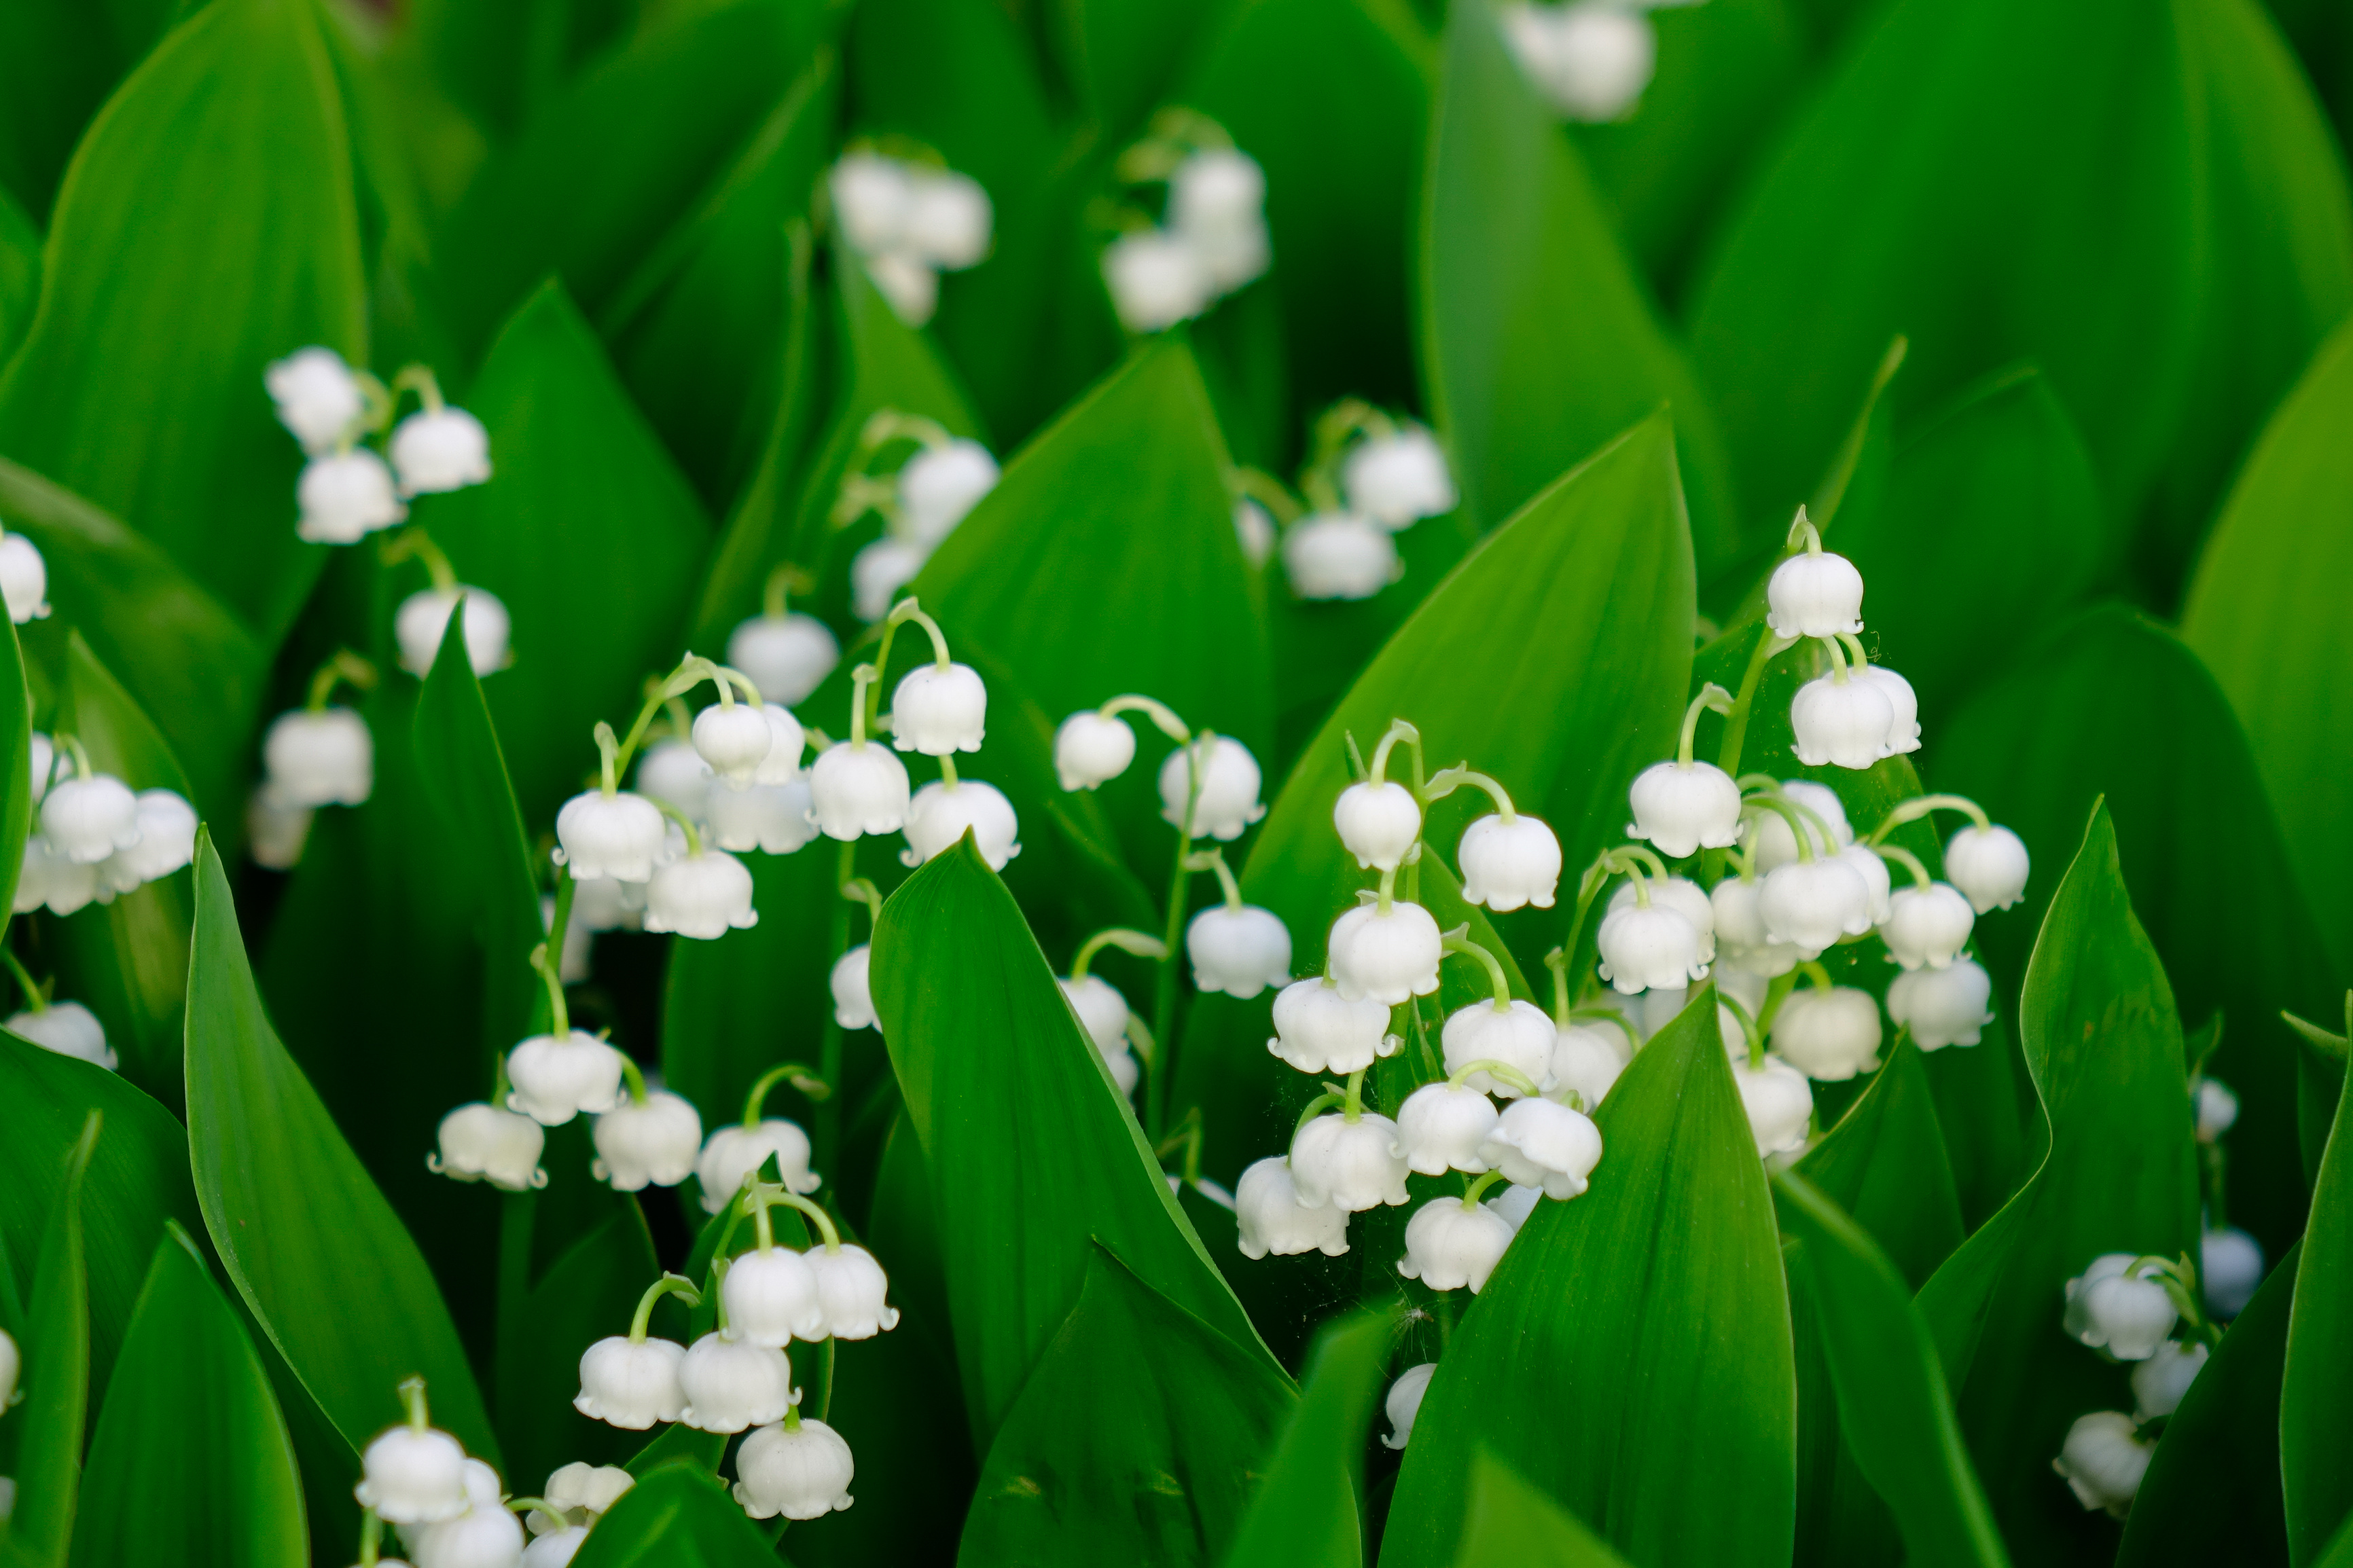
[959,1245,1297,1567]
[0,456,266,828]
[1774,1171,2010,1568]
[1047,0,1213,139]
[869,837,1279,1447]
[0,182,37,363]
[0,0,365,642]
[69,1224,308,1568]
[0,615,28,922]
[1914,802,2197,1568]
[2117,1239,2296,1568]
[0,1113,95,1568]
[1934,607,2337,1264]
[497,1201,660,1489]
[1795,1038,1964,1290]
[1421,1,1737,561]
[568,1460,783,1568]
[185,828,500,1464]
[2183,314,2353,979]
[419,279,712,828]
[1449,1449,1635,1567]
[2286,1067,2353,1563]
[0,0,184,221]
[1381,986,1795,1568]
[1223,1306,1400,1568]
[397,0,634,140]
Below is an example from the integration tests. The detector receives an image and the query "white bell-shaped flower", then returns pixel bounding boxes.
[808,1244,900,1338]
[829,151,912,254]
[0,1324,17,1410]
[0,534,48,625]
[1596,900,1705,994]
[1160,736,1265,840]
[897,443,999,548]
[901,779,1020,869]
[1882,882,1975,970]
[1458,813,1563,911]
[678,1333,795,1433]
[1059,975,1130,1055]
[1487,1179,1543,1231]
[1770,987,1883,1080]
[101,789,197,893]
[863,251,941,327]
[2131,1340,2208,1423]
[1731,1053,1814,1156]
[1103,227,1214,333]
[1168,147,1270,291]
[22,835,100,915]
[691,702,772,789]
[1945,824,2030,913]
[1382,1363,1437,1450]
[1759,855,1872,957]
[1327,900,1442,1006]
[831,945,876,1030]
[1626,759,1742,858]
[696,1120,822,1213]
[1477,1097,1602,1199]
[575,1335,686,1429]
[555,792,667,882]
[412,1474,525,1568]
[296,450,408,544]
[727,613,840,708]
[389,407,493,496]
[429,1104,547,1190]
[636,738,711,822]
[1549,1023,1624,1108]
[1333,780,1422,871]
[571,873,645,937]
[1282,513,1399,600]
[891,663,987,755]
[592,1091,703,1190]
[1100,1042,1141,1096]
[266,346,365,452]
[522,1526,587,1567]
[1187,904,1291,998]
[747,705,804,784]
[395,587,509,677]
[1290,1113,1411,1211]
[644,848,757,938]
[905,166,992,269]
[2064,1255,2178,1360]
[539,1462,632,1528]
[265,708,374,807]
[1234,1156,1350,1258]
[1342,426,1456,529]
[1856,666,1920,754]
[850,536,928,623]
[708,779,818,855]
[809,742,912,839]
[1504,1,1657,122]
[1267,977,1393,1075]
[1609,876,1715,964]
[41,773,140,864]
[1710,877,1800,977]
[8,998,115,1070]
[1397,1198,1514,1293]
[1886,958,1994,1049]
[2193,1078,2238,1144]
[735,1416,856,1520]
[1750,780,1852,870]
[2202,1227,2263,1317]
[1394,1081,1501,1175]
[1234,498,1276,568]
[1765,549,1865,639]
[1440,1000,1557,1097]
[1836,843,1891,926]
[1053,712,1136,790]
[505,1032,626,1125]
[29,732,52,802]
[723,1248,825,1347]
[2052,1412,2152,1518]
[1791,674,1896,770]
[356,1422,472,1525]
[245,789,313,871]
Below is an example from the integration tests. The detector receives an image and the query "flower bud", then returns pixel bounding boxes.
[1053,712,1136,790]
[1394,1081,1501,1175]
[1168,148,1270,291]
[831,945,876,1030]
[1327,900,1442,1006]
[592,1090,703,1191]
[891,662,987,755]
[1102,228,1213,333]
[1710,877,1801,977]
[1282,513,1399,600]
[1059,975,1130,1055]
[696,1120,822,1214]
[1440,1000,1557,1097]
[1477,1097,1602,1199]
[266,346,364,452]
[1342,426,1456,529]
[296,451,407,544]
[1187,904,1291,999]
[389,407,493,495]
[829,151,912,255]
[2193,1078,2238,1144]
[678,1332,795,1432]
[1855,665,1920,754]
[1268,977,1393,1075]
[1750,780,1852,870]
[1886,958,1993,1050]
[1945,824,2030,913]
[2130,1340,2208,1423]
[556,792,668,883]
[1234,1157,1350,1258]
[1765,549,1865,640]
[1160,736,1265,841]
[692,701,772,788]
[2202,1227,2263,1317]
[2064,1255,2178,1360]
[724,1247,825,1347]
[1382,1363,1437,1450]
[1397,1197,1514,1293]
[708,779,819,856]
[636,737,710,822]
[1791,673,1896,770]
[1882,882,1975,970]
[1290,1113,1412,1212]
[1549,1023,1624,1108]
[1458,813,1564,912]
[395,587,509,677]
[266,708,374,808]
[505,1032,626,1126]
[99,790,198,894]
[1769,987,1883,1080]
[430,1104,547,1190]
[41,773,140,864]
[575,1336,685,1429]
[851,536,928,623]
[905,168,992,270]
[1596,900,1705,994]
[356,1423,471,1525]
[1731,1053,1814,1156]
[897,441,999,548]
[809,1244,900,1338]
[7,1000,115,1070]
[1333,780,1422,871]
[1626,759,1742,859]
[727,613,840,708]
[2052,1411,2151,1517]
[1759,855,1872,957]
[901,779,1020,870]
[809,742,912,839]
[735,1416,857,1520]
[1503,1,1656,122]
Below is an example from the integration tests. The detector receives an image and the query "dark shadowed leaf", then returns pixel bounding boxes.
[1224,1306,1401,1568]
[0,1112,94,1568]
[2286,1067,2353,1563]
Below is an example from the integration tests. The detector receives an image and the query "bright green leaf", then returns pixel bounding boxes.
[567,1459,783,1568]
[0,183,37,363]
[1224,1306,1401,1568]
[0,0,186,221]
[1448,1451,1633,1567]
[2286,1067,2353,1563]
[1796,1038,1964,1290]
[0,1112,96,1568]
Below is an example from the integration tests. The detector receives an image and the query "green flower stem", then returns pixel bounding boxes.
[1741,793,1819,862]
[1798,959,1835,994]
[709,1256,736,1332]
[1553,857,1617,997]
[1446,1058,1543,1097]
[388,363,446,416]
[1071,927,1168,981]
[1151,737,1212,1139]
[1154,1106,1204,1184]
[882,597,954,670]
[2,948,48,1014]
[857,408,954,457]
[1292,1090,1346,1140]
[505,1498,560,1522]
[1124,1010,1159,1072]
[1543,946,1572,1027]
[1100,695,1190,744]
[1566,1006,1640,1057]
[1721,993,1766,1070]
[379,526,458,593]
[848,664,878,748]
[1420,764,1515,820]
[1837,631,1871,673]
[768,1189,843,1252]
[398,1374,431,1433]
[1716,632,1799,778]
[1367,720,1420,789]
[742,1062,829,1127]
[304,649,378,712]
[358,1509,384,1568]
[1341,1068,1367,1121]
[1460,1170,1508,1208]
[54,731,92,781]
[1820,632,1852,685]
[744,1182,781,1254]
[782,1400,804,1433]
[1757,969,1799,1038]
[1786,505,1822,555]
[1677,683,1735,768]
[1868,792,1992,844]
[761,563,812,620]
[1228,467,1301,526]
[617,1053,649,1106]
[816,841,858,1175]
[939,754,959,788]
[529,938,571,1040]
[1441,932,1513,1011]
[1875,843,1935,891]
[651,796,704,860]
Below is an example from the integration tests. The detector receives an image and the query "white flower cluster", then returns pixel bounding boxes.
[266,346,490,545]
[2051,1250,2216,1518]
[14,730,196,926]
[838,415,1001,623]
[1280,411,1458,604]
[247,652,379,874]
[1502,0,1687,123]
[0,526,51,626]
[354,1380,539,1568]
[1102,130,1271,334]
[828,148,992,327]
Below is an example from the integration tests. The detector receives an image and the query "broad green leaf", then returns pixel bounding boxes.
[869,837,1279,1446]
[1047,0,1215,139]
[0,0,184,221]
[1935,608,2337,1263]
[0,456,266,828]
[0,0,365,641]
[959,1245,1296,1567]
[1224,1307,1401,1568]
[568,1460,783,1568]
[2183,314,2353,977]
[497,1202,660,1488]
[398,0,634,140]
[2286,1068,2353,1562]
[2117,1239,2297,1567]
[0,1114,94,1568]
[1448,1451,1633,1567]
[1796,1038,1964,1290]
[432,0,821,354]
[0,183,37,363]
[420,279,712,827]
[185,830,500,1463]
[1914,803,2197,1568]
[69,1225,308,1568]
[1176,414,1693,1180]
[1774,1171,2010,1568]
[1382,987,1796,1568]
[0,615,26,920]
[1687,0,2200,555]
[1421,1,1737,561]
[0,1034,198,1416]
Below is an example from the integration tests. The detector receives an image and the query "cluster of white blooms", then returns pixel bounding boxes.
[833,412,1001,623]
[351,1378,547,1568]
[1502,0,1695,122]
[2052,1249,2216,1516]
[1278,403,1458,603]
[266,346,490,545]
[245,651,380,873]
[13,729,196,929]
[827,147,992,327]
[1102,115,1271,334]
[1058,928,1170,1096]
[2187,1071,2265,1319]
[0,526,51,626]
